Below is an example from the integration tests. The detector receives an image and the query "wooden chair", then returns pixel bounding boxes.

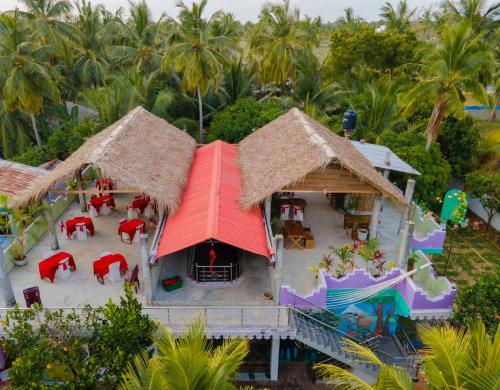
[23,287,41,308]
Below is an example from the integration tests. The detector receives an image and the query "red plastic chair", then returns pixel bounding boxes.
[124,265,140,293]
[23,286,41,308]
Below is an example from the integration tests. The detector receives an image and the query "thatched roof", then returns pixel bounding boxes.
[239,108,408,209]
[16,107,196,212]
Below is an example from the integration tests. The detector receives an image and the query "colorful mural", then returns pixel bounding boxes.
[326,289,411,338]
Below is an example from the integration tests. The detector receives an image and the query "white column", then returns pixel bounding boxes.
[0,248,16,307]
[369,196,382,239]
[273,234,284,304]
[270,336,280,381]
[75,169,87,212]
[139,233,153,304]
[43,195,59,251]
[398,179,416,232]
[398,221,415,270]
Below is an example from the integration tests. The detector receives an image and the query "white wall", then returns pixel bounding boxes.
[468,197,500,231]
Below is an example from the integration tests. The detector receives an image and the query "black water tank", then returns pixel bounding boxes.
[342,109,357,131]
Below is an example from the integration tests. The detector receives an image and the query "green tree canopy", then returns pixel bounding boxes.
[465,170,500,230]
[207,98,283,143]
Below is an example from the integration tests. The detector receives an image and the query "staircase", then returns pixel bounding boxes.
[290,307,420,379]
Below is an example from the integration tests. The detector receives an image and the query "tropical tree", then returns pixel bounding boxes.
[379,0,417,32]
[217,57,258,108]
[120,320,249,389]
[405,22,493,150]
[249,0,318,85]
[0,102,32,158]
[0,11,60,146]
[163,0,235,143]
[441,0,500,36]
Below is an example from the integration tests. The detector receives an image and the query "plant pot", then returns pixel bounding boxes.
[263,292,273,300]
[357,228,369,241]
[14,257,28,267]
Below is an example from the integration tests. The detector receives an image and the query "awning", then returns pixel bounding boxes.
[156,141,270,259]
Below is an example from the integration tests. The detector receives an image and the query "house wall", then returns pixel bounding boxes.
[411,204,446,254]
[468,197,500,231]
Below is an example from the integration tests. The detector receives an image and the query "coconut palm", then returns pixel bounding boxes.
[405,22,493,150]
[120,320,249,389]
[0,102,32,158]
[441,0,500,36]
[217,57,258,108]
[314,338,414,389]
[0,11,60,146]
[163,0,235,143]
[249,0,318,85]
[379,0,417,32]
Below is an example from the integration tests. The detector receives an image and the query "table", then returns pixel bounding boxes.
[118,219,146,243]
[343,214,371,230]
[93,254,128,283]
[65,216,95,238]
[285,220,305,250]
[39,251,76,282]
[132,196,150,214]
[89,195,116,215]
[96,178,113,191]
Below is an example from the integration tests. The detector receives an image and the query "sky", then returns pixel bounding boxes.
[0,0,441,22]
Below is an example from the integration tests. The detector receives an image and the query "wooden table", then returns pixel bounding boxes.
[343,214,371,230]
[285,220,306,250]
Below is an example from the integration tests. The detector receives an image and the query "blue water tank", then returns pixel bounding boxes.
[342,109,357,131]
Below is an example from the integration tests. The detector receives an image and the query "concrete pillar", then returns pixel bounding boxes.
[273,234,284,305]
[139,233,153,304]
[399,179,416,232]
[0,248,16,307]
[43,195,59,251]
[270,336,280,381]
[398,221,415,270]
[264,196,272,230]
[369,196,382,239]
[75,169,87,212]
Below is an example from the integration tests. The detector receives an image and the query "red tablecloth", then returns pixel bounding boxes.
[131,197,150,214]
[89,195,116,214]
[118,219,145,242]
[39,252,76,282]
[96,178,113,191]
[93,254,128,279]
[65,217,95,238]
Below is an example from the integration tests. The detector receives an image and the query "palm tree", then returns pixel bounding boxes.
[441,0,500,36]
[314,338,413,389]
[0,11,60,146]
[249,0,318,85]
[0,102,32,158]
[217,57,258,108]
[163,0,235,143]
[316,321,499,390]
[120,321,249,389]
[405,22,493,150]
[379,0,417,32]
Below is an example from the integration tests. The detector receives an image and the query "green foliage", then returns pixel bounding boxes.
[207,98,283,143]
[439,116,480,178]
[465,170,500,228]
[378,129,451,207]
[453,269,500,336]
[1,286,156,388]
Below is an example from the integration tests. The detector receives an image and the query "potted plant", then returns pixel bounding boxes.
[346,195,359,214]
[319,253,335,274]
[357,228,369,241]
[308,264,320,280]
[358,238,379,270]
[331,244,355,278]
[10,238,28,266]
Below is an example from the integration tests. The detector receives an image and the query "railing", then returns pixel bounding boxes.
[192,262,240,282]
[395,326,419,356]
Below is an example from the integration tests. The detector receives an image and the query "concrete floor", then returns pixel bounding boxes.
[8,194,153,308]
[153,250,274,306]
[281,193,402,296]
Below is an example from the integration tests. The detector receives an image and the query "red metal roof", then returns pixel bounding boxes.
[157,141,270,259]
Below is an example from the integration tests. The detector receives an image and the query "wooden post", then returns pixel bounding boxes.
[75,169,87,212]
[43,195,59,251]
[0,248,16,307]
[369,196,382,239]
[270,336,280,381]
[139,233,153,304]
[264,196,272,231]
[399,179,416,232]
[273,234,284,305]
[398,221,415,270]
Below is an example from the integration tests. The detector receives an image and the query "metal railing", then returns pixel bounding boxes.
[192,262,240,282]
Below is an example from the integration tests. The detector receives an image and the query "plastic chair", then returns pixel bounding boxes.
[292,206,304,221]
[23,287,41,308]
[88,204,98,217]
[280,204,290,220]
[55,258,71,280]
[118,218,127,226]
[107,261,122,283]
[99,250,112,258]
[124,265,140,293]
[143,204,153,218]
[127,207,139,220]
[74,222,88,240]
[100,204,112,216]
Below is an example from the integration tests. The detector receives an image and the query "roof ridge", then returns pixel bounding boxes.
[207,141,222,238]
[291,108,336,160]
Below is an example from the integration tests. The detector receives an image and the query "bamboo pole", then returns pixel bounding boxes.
[47,189,143,195]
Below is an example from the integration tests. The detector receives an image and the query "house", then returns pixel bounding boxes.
[9,107,455,383]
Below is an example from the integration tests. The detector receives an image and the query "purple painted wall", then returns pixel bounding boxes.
[411,230,446,252]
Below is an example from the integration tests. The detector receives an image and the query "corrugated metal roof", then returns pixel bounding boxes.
[157,141,270,259]
[0,159,48,198]
[351,141,421,175]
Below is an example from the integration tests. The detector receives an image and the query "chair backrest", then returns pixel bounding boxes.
[107,261,122,282]
[130,265,139,282]
[118,218,127,226]
[99,250,112,258]
[23,286,41,308]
